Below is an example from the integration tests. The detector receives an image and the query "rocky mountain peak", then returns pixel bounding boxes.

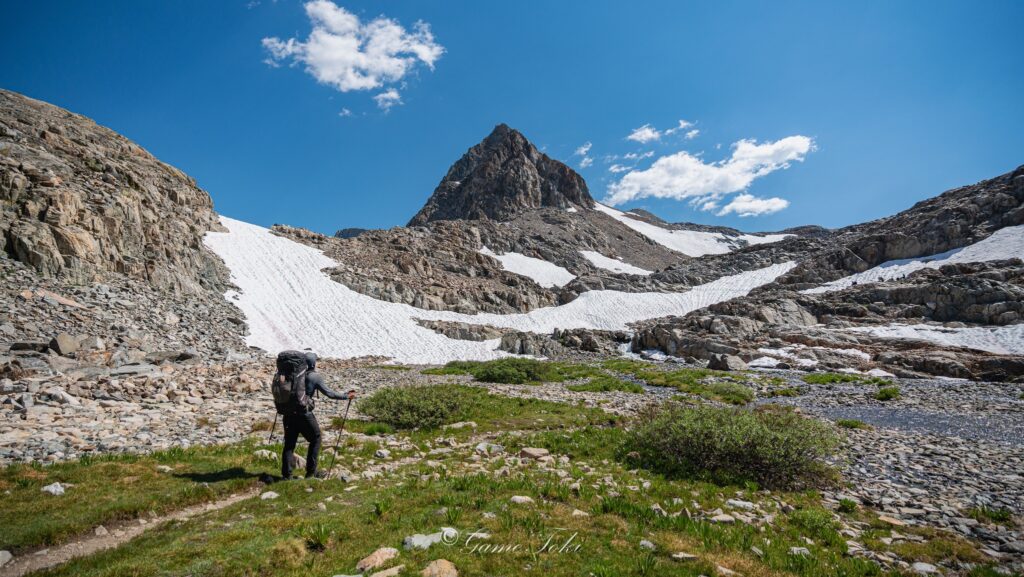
[408,124,594,226]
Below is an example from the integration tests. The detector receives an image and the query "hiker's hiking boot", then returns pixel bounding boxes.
[308,470,330,479]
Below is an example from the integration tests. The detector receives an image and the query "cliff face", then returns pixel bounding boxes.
[0,90,226,294]
[408,123,594,226]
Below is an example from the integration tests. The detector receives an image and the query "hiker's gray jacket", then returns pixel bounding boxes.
[306,371,344,400]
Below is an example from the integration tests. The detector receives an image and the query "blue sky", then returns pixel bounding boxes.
[3,1,1022,235]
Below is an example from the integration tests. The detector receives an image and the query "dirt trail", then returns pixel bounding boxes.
[0,489,260,577]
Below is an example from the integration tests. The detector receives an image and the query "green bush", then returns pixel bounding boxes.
[764,387,801,398]
[790,507,844,547]
[567,375,644,394]
[620,404,839,489]
[422,358,598,384]
[874,386,900,401]
[358,385,465,429]
[802,372,888,385]
[838,498,858,513]
[835,419,871,430]
[603,361,751,404]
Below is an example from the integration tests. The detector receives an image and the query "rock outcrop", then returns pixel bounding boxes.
[0,90,226,294]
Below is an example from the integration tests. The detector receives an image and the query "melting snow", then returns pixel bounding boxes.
[843,324,1024,356]
[593,203,790,257]
[204,217,796,362]
[479,246,576,288]
[804,224,1024,294]
[579,250,652,276]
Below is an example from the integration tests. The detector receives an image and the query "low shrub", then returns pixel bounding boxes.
[603,361,751,404]
[802,372,888,385]
[620,404,839,489]
[966,506,1012,526]
[835,418,871,430]
[874,386,900,401]
[838,498,858,513]
[764,387,801,398]
[423,358,598,384]
[358,385,464,429]
[567,375,644,394]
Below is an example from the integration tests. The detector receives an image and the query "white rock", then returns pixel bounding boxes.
[709,513,735,523]
[374,449,392,459]
[95,525,108,536]
[671,552,698,561]
[639,539,655,551]
[0,551,11,567]
[912,562,939,574]
[510,495,534,505]
[41,482,65,496]
[789,546,811,556]
[260,491,279,500]
[519,447,550,459]
[357,547,399,571]
[726,499,755,511]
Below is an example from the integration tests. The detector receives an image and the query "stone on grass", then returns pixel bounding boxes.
[716,565,740,577]
[639,540,655,551]
[571,509,589,517]
[375,449,392,459]
[370,565,405,577]
[0,550,11,567]
[789,546,810,556]
[253,449,277,461]
[671,552,698,561]
[474,442,503,455]
[709,513,735,523]
[357,547,399,572]
[878,515,906,527]
[94,525,108,536]
[518,447,549,459]
[41,482,65,496]
[726,499,755,510]
[260,491,279,500]
[911,562,939,574]
[421,559,458,577]
[510,495,534,505]
[404,532,444,550]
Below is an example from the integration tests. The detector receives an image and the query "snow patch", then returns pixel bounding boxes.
[592,203,790,257]
[843,323,1024,356]
[748,356,782,368]
[804,225,1024,294]
[580,250,652,276]
[204,217,796,362]
[478,246,576,288]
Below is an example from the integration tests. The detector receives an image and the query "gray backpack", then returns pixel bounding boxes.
[271,350,310,414]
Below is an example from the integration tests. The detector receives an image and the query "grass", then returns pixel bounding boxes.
[0,442,273,552]
[801,373,890,386]
[874,387,900,401]
[352,384,616,433]
[566,375,645,394]
[3,388,981,577]
[601,360,754,405]
[34,442,913,577]
[838,498,858,514]
[965,506,1013,526]
[421,358,601,384]
[621,403,840,489]
[369,364,412,371]
[835,419,872,430]
[763,387,801,398]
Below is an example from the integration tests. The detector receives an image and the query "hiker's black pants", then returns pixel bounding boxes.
[282,410,321,478]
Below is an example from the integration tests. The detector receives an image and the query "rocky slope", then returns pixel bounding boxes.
[0,90,228,295]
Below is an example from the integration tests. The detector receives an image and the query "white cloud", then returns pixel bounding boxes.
[664,119,694,135]
[627,120,694,143]
[262,1,443,108]
[623,151,654,161]
[626,124,662,143]
[716,194,790,217]
[373,88,402,110]
[604,135,814,211]
[684,129,700,140]
[608,164,630,173]
[573,141,593,169]
[338,107,353,117]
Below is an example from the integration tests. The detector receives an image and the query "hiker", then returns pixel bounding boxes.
[272,350,355,479]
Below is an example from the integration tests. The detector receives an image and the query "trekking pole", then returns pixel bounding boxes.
[326,395,353,474]
[268,413,278,443]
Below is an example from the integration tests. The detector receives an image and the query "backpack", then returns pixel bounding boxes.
[271,350,310,415]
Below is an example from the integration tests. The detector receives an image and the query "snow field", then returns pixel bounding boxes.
[478,246,576,288]
[803,224,1024,294]
[205,217,797,362]
[579,250,652,276]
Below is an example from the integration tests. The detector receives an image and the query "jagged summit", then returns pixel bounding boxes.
[408,124,594,226]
